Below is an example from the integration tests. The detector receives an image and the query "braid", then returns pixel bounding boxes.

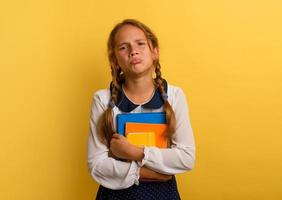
[97,65,123,146]
[154,62,176,137]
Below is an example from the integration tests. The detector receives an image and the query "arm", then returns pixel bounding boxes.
[87,92,140,190]
[140,87,196,175]
[110,133,172,181]
[139,166,172,181]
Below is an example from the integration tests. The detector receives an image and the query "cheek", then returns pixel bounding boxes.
[144,52,154,62]
[116,52,128,61]
[114,53,124,64]
[115,56,130,68]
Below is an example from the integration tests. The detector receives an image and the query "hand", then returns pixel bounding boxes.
[139,166,172,182]
[110,133,144,160]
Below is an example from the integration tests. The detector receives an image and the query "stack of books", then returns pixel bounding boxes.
[116,112,168,148]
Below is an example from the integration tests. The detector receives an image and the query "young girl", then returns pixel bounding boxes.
[87,19,195,200]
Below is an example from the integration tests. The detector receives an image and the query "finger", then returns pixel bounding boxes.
[112,133,120,139]
[110,137,117,145]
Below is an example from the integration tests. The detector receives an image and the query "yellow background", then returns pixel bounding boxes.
[1,0,282,199]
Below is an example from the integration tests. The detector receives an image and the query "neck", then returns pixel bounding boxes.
[123,76,155,104]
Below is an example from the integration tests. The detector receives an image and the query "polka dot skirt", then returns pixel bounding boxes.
[95,176,181,200]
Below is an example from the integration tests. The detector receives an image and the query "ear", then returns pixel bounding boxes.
[152,47,159,60]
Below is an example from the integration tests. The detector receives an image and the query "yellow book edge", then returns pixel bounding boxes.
[126,132,156,147]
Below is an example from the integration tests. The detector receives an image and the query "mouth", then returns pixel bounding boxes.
[130,58,142,65]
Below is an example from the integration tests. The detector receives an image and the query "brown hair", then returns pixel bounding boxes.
[97,19,176,146]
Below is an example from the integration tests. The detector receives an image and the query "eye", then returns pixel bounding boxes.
[138,42,146,46]
[118,45,127,51]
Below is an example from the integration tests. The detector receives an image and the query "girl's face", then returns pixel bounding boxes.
[113,25,158,79]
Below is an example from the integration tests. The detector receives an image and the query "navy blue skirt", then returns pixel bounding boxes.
[95,176,181,200]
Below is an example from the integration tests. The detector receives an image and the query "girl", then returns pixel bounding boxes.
[87,19,195,200]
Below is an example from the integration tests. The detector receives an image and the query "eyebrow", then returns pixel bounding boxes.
[117,39,147,47]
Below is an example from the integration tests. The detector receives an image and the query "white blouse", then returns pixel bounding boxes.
[87,84,195,190]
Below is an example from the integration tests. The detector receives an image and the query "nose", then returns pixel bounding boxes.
[129,46,139,57]
[129,51,138,57]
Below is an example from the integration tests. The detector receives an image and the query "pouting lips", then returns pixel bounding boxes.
[130,59,142,65]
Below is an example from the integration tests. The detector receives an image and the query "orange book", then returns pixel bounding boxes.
[125,123,168,148]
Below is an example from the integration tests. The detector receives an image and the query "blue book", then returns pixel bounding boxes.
[116,112,166,135]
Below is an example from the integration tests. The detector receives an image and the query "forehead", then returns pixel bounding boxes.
[114,25,147,45]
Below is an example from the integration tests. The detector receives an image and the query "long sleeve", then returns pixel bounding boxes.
[138,87,195,175]
[87,91,140,190]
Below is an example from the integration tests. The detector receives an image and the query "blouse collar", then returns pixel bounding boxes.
[110,79,168,112]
